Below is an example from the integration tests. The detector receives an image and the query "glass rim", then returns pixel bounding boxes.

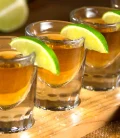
[0,51,35,63]
[25,20,72,35]
[70,6,120,26]
[25,20,85,46]
[0,36,35,63]
[39,36,85,47]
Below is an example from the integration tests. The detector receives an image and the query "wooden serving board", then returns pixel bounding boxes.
[1,88,120,138]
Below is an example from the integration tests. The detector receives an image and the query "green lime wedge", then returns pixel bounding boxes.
[60,24,108,53]
[10,36,60,75]
[102,10,120,24]
[0,0,29,32]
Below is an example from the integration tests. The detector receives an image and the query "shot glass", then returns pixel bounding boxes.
[25,20,86,111]
[111,0,120,9]
[70,6,120,91]
[0,36,37,133]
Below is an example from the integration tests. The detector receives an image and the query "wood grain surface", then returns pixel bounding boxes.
[1,87,120,138]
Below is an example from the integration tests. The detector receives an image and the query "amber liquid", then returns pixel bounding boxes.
[38,34,84,87]
[0,50,34,107]
[84,18,120,68]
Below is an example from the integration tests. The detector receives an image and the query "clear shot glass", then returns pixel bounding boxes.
[0,36,37,133]
[70,6,120,91]
[25,20,86,111]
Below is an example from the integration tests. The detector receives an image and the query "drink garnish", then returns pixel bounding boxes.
[0,0,29,32]
[102,10,120,24]
[10,36,60,75]
[60,23,108,53]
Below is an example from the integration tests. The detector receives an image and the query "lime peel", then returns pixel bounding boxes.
[10,36,60,75]
[61,24,108,53]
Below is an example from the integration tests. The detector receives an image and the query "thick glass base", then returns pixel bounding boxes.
[83,85,114,91]
[35,98,80,111]
[36,78,82,111]
[83,74,120,91]
[0,113,34,134]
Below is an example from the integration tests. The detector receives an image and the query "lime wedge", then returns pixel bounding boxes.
[0,0,29,32]
[102,10,120,24]
[61,24,108,53]
[10,36,60,75]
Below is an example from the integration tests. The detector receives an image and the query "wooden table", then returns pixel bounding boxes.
[1,88,120,138]
[1,0,120,137]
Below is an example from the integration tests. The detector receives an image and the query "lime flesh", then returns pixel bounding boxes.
[0,0,29,32]
[61,24,108,53]
[102,10,120,24]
